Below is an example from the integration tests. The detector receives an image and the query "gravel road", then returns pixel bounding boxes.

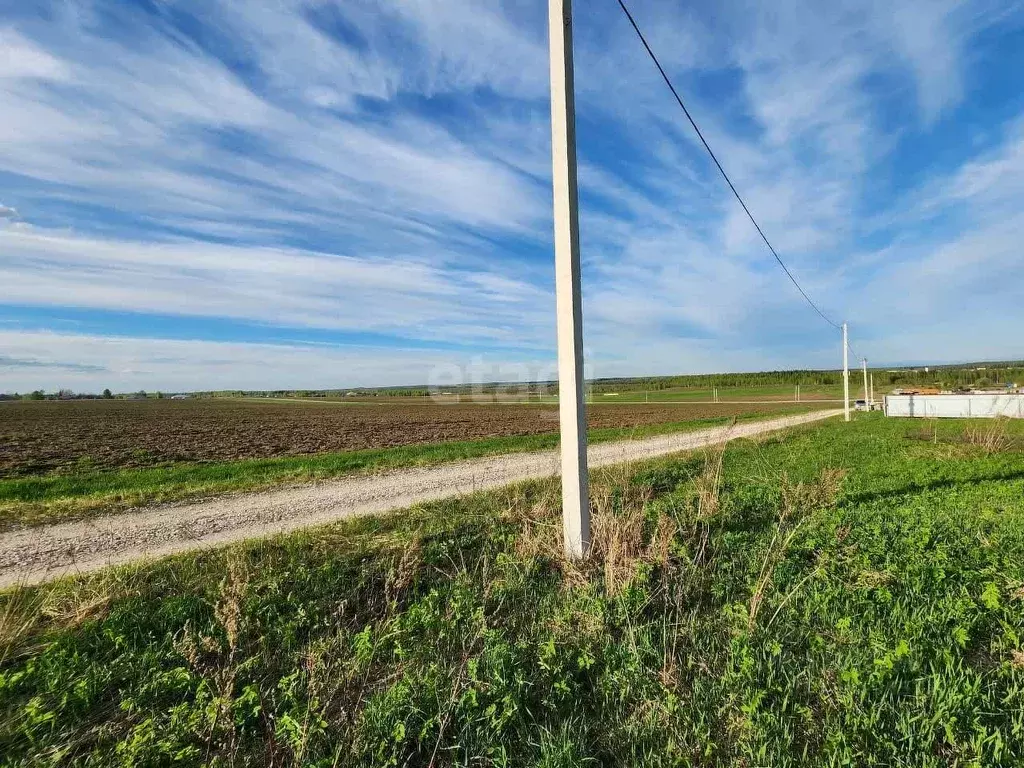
[0,409,840,587]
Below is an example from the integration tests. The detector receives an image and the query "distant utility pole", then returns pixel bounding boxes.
[548,0,589,558]
[795,384,800,403]
[843,323,850,422]
[861,358,869,407]
[870,373,875,409]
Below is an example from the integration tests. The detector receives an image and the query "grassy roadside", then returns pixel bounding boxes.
[1,415,1023,765]
[0,406,823,529]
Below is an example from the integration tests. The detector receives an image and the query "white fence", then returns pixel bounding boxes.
[884,393,1024,419]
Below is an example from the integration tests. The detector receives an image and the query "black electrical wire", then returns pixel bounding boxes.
[614,0,843,331]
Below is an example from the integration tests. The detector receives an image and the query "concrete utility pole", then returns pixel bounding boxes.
[842,323,850,422]
[861,358,869,408]
[548,0,589,558]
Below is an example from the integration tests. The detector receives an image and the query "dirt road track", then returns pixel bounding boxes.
[0,410,840,588]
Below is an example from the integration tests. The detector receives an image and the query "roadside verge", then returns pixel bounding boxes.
[0,409,841,588]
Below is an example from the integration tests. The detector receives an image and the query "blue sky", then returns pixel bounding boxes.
[1,0,1023,392]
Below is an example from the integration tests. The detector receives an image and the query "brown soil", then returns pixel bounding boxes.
[0,398,826,478]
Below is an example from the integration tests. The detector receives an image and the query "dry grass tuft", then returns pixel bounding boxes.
[509,474,676,597]
[39,574,137,630]
[589,481,673,596]
[779,468,847,522]
[512,446,846,607]
[0,585,44,665]
[386,533,423,603]
[169,557,252,762]
[509,483,567,567]
[205,556,250,762]
[688,444,728,566]
[856,570,893,589]
[694,445,726,522]
[214,556,248,652]
[964,418,1014,454]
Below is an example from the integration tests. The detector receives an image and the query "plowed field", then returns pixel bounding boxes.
[0,398,826,477]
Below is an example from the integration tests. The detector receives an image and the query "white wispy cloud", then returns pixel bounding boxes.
[0,227,554,347]
[0,27,68,80]
[0,330,561,392]
[0,10,549,243]
[0,0,1022,392]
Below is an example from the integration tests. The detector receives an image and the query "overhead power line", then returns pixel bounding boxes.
[846,339,865,366]
[614,0,842,331]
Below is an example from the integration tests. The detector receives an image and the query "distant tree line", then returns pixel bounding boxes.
[196,389,435,399]
[0,388,167,401]
[586,363,1023,394]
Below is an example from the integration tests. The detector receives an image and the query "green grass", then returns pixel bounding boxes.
[2,415,1023,766]
[594,383,845,403]
[399,384,846,405]
[0,407,818,529]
